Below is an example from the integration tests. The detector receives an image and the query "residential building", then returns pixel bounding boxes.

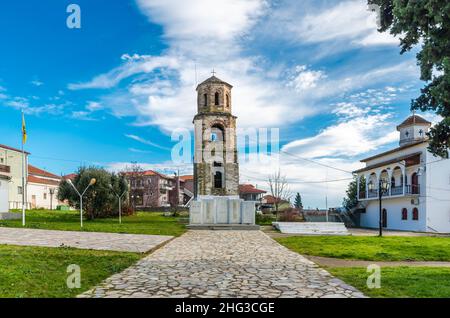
[127,170,194,208]
[0,144,29,209]
[179,175,194,205]
[0,161,9,212]
[239,184,267,202]
[354,115,450,233]
[27,165,62,209]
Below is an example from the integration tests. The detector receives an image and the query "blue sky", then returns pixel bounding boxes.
[0,0,435,208]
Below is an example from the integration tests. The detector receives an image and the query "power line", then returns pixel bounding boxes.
[239,170,352,185]
[280,150,353,174]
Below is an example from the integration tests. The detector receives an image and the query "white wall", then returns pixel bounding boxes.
[0,178,8,212]
[360,197,426,232]
[0,148,28,208]
[425,151,450,233]
[27,183,60,210]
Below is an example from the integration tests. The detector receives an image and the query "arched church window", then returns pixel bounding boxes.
[203,94,207,107]
[412,208,419,220]
[401,208,408,220]
[214,171,223,189]
[226,94,230,108]
[215,92,220,106]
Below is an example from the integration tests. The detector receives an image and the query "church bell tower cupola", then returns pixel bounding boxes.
[193,74,239,198]
[196,75,233,114]
[397,114,431,147]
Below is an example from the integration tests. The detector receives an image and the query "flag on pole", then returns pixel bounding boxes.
[22,112,27,144]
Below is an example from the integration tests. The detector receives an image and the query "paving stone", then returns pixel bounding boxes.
[79,230,365,298]
[0,227,173,253]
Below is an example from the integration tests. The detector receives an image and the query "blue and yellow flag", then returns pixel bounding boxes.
[22,112,27,144]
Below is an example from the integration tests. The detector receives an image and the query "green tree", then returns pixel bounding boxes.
[58,166,129,219]
[343,176,365,212]
[294,193,303,210]
[368,0,450,157]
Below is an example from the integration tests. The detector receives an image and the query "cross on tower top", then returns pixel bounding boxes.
[211,69,217,76]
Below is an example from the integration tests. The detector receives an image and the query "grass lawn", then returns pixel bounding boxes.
[0,210,186,237]
[276,236,450,261]
[0,244,140,298]
[329,267,450,298]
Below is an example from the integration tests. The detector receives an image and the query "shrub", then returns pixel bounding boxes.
[278,208,302,222]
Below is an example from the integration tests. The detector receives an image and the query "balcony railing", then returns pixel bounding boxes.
[407,184,420,195]
[359,184,420,200]
[368,190,378,198]
[391,186,403,196]
[0,164,10,174]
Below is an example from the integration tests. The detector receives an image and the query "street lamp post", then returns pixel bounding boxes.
[68,178,96,228]
[369,178,389,237]
[110,184,127,224]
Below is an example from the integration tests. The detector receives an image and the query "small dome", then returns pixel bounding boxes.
[196,76,233,90]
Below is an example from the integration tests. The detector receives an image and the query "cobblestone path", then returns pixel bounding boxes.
[79,230,365,298]
[0,227,172,253]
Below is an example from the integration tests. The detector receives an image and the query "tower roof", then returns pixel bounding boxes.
[196,75,233,90]
[396,115,431,130]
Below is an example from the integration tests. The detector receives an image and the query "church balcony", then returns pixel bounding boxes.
[391,186,404,196]
[358,184,420,201]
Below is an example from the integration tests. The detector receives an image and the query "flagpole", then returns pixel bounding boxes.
[21,110,26,226]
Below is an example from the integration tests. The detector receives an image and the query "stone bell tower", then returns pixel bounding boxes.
[193,74,239,198]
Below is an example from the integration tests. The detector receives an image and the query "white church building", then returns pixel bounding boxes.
[354,115,450,233]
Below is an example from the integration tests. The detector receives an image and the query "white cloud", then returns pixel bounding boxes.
[128,148,152,154]
[264,0,398,49]
[125,133,171,151]
[283,113,398,159]
[69,55,180,90]
[86,101,103,111]
[135,0,267,48]
[31,80,44,87]
[71,110,97,121]
[288,65,327,91]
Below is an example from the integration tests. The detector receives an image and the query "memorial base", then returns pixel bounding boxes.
[189,196,259,230]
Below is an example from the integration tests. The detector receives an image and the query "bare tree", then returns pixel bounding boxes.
[267,171,292,217]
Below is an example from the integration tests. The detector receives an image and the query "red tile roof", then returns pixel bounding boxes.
[262,195,282,204]
[123,170,174,179]
[63,173,77,180]
[397,115,431,129]
[28,165,60,179]
[239,184,267,194]
[0,144,30,154]
[28,175,60,186]
[179,175,194,181]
